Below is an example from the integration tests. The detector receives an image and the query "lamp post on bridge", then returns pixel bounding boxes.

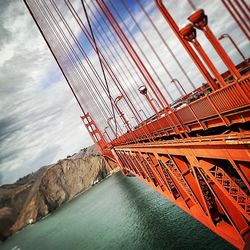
[151,98,161,111]
[103,126,112,141]
[131,116,139,128]
[187,9,241,80]
[218,34,246,61]
[138,85,160,117]
[171,78,187,96]
[107,117,116,137]
[114,95,131,131]
[139,109,147,119]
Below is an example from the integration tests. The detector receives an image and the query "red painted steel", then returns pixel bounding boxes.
[113,134,250,249]
[221,0,250,41]
[219,33,246,61]
[188,9,242,80]
[23,0,250,249]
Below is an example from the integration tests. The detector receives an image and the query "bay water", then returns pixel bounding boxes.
[0,172,234,250]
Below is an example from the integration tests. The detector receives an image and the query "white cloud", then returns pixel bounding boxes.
[0,0,249,185]
[0,0,92,184]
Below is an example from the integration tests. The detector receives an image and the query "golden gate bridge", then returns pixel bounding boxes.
[23,0,249,249]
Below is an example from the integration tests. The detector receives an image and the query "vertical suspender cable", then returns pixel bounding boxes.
[81,0,118,137]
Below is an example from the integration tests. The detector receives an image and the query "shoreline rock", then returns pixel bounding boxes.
[0,148,117,241]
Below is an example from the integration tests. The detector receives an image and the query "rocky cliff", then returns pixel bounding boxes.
[0,149,113,241]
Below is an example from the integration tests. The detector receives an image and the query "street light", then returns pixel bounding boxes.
[171,78,187,96]
[151,98,161,110]
[114,95,131,130]
[103,126,112,141]
[188,9,241,80]
[138,85,160,116]
[131,116,138,127]
[218,34,246,61]
[114,95,124,104]
[139,109,147,119]
[179,23,226,88]
[107,117,116,136]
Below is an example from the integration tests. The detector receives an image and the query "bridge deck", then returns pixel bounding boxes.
[112,132,250,249]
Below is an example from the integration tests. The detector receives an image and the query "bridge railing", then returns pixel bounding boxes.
[108,77,250,146]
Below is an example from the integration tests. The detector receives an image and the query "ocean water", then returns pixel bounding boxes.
[0,172,234,250]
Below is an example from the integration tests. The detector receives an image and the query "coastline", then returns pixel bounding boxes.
[0,150,117,241]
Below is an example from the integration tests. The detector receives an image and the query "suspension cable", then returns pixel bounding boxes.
[81,0,118,137]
